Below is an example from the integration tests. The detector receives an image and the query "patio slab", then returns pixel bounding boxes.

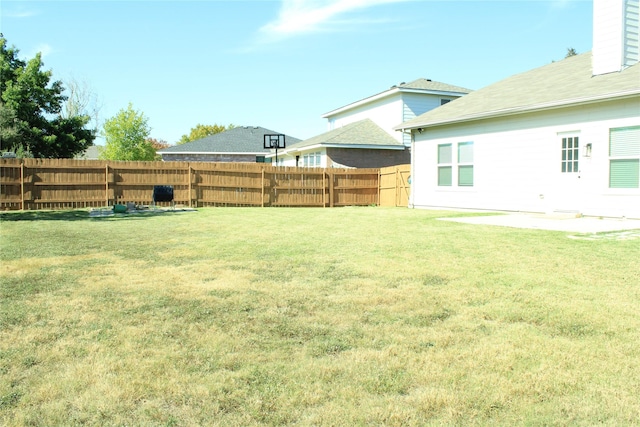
[438,213,640,234]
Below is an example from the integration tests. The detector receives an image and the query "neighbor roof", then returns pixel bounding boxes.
[323,78,473,118]
[158,126,301,154]
[276,119,405,156]
[396,52,640,131]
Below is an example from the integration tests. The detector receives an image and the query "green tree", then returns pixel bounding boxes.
[146,137,170,160]
[100,103,155,161]
[0,35,95,157]
[178,123,234,144]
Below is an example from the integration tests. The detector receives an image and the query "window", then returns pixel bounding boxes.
[440,99,452,105]
[609,126,640,188]
[457,142,474,186]
[437,144,452,186]
[561,136,579,173]
[303,152,322,167]
[437,142,473,187]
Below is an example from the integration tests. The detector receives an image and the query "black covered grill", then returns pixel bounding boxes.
[153,185,174,204]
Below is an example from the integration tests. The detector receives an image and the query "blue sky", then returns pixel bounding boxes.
[1,0,592,145]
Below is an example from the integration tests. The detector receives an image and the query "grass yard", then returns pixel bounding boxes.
[1,207,639,426]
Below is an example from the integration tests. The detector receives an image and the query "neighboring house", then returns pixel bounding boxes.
[323,78,472,146]
[75,144,101,160]
[268,78,471,168]
[158,126,301,163]
[396,0,640,219]
[269,119,409,168]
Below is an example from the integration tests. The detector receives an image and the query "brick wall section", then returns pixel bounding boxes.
[327,148,410,168]
[161,153,265,162]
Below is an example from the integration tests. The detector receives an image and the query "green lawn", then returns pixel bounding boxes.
[1,207,639,426]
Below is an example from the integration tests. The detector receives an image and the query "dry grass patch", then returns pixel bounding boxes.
[1,207,639,425]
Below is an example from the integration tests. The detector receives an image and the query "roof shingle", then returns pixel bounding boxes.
[396,53,640,130]
[285,119,403,152]
[159,126,301,153]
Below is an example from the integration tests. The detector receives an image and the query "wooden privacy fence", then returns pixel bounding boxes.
[0,159,409,210]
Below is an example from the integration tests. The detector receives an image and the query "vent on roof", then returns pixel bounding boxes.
[426,79,432,82]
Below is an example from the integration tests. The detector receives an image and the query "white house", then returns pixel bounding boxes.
[397,0,640,219]
[269,79,471,168]
[324,78,471,146]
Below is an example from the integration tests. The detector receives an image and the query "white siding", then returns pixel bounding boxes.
[402,94,442,145]
[271,148,328,168]
[593,0,625,75]
[328,95,404,142]
[411,98,640,218]
[624,0,640,67]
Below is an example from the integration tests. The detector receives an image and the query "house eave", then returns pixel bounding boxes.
[266,143,405,158]
[396,89,640,132]
[322,87,468,118]
[159,151,268,155]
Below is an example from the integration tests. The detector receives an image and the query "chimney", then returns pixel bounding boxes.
[592,0,639,76]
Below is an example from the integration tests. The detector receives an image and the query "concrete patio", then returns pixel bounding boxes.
[438,212,640,234]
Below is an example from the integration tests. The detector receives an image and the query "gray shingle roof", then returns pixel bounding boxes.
[393,78,473,94]
[285,119,404,152]
[158,126,301,153]
[396,52,640,130]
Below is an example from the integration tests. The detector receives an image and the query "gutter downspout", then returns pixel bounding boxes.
[409,130,415,209]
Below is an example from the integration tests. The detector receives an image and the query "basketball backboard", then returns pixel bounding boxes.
[264,134,286,149]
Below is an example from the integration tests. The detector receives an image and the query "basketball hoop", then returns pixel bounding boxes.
[264,134,286,164]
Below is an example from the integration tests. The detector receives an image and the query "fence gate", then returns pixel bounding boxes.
[379,164,410,207]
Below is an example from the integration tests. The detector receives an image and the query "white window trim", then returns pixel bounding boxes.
[608,126,640,191]
[560,134,580,174]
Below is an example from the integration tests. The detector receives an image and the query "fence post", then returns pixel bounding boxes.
[106,164,111,207]
[20,162,25,211]
[396,167,400,207]
[187,164,192,208]
[261,168,265,208]
[378,169,382,207]
[329,170,334,208]
[323,170,327,208]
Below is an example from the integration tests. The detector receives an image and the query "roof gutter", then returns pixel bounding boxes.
[396,89,640,132]
[158,151,269,155]
[322,88,469,118]
[265,143,406,158]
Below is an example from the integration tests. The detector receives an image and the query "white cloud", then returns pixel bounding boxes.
[1,6,39,19]
[27,43,54,60]
[550,0,571,9]
[259,0,407,42]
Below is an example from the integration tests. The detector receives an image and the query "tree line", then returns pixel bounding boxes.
[1,35,232,160]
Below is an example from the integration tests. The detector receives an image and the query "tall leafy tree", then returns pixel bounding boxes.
[101,103,155,161]
[0,35,94,157]
[178,123,234,144]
